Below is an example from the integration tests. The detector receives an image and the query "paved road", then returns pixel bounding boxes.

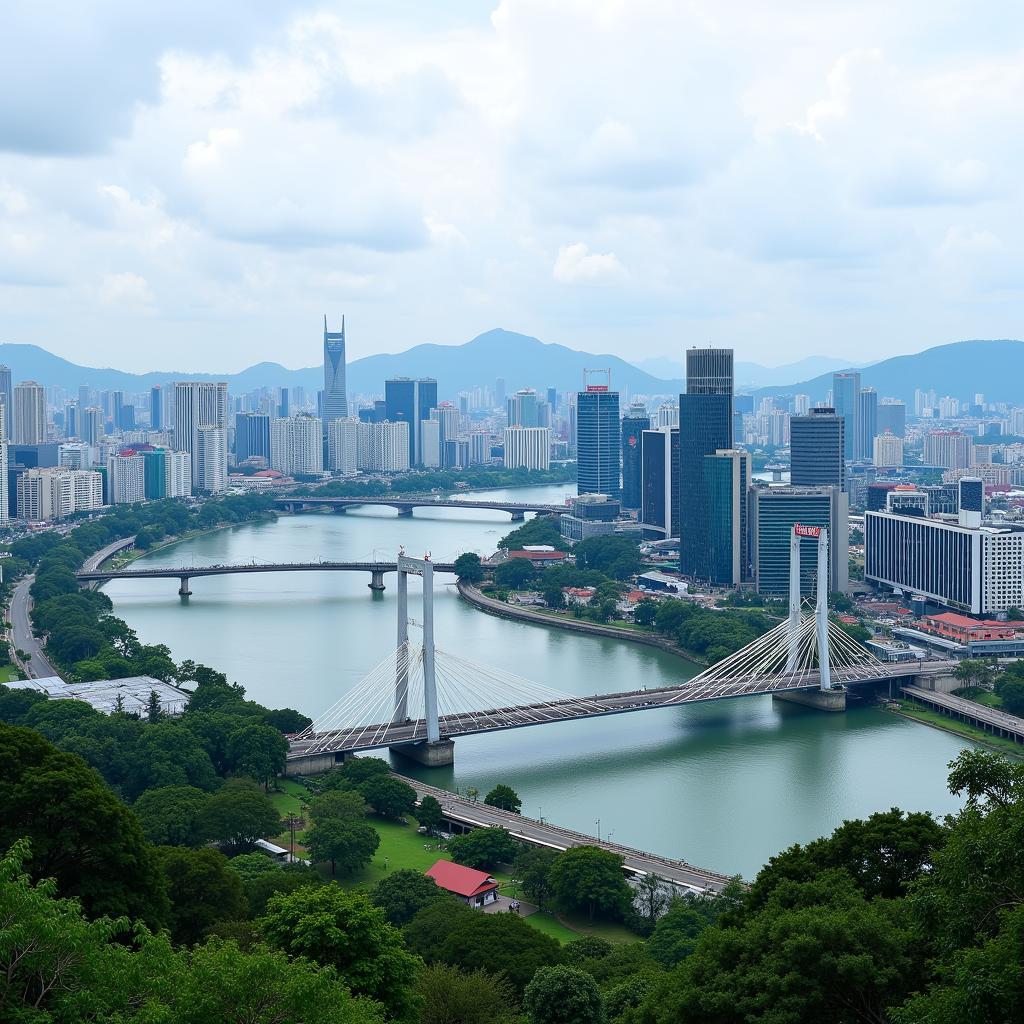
[77,560,458,583]
[402,774,735,892]
[902,684,1024,742]
[8,537,135,680]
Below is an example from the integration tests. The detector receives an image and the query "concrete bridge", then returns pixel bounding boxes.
[274,495,563,520]
[77,560,458,595]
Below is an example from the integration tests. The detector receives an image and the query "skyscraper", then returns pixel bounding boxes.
[384,377,436,466]
[679,349,732,579]
[235,412,271,463]
[704,448,750,586]
[507,389,540,427]
[856,387,877,462]
[504,426,551,470]
[80,407,103,446]
[0,365,11,442]
[270,415,323,476]
[877,400,906,438]
[576,372,620,499]
[790,408,845,489]
[832,371,861,460]
[13,381,46,444]
[150,385,164,430]
[640,426,679,538]
[174,381,229,492]
[620,402,650,510]
[322,315,348,430]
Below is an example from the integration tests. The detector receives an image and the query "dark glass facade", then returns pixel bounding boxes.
[857,388,878,461]
[576,389,621,499]
[621,413,650,509]
[679,393,731,578]
[704,450,749,586]
[791,409,844,489]
[877,401,905,438]
[385,378,416,464]
[832,371,860,460]
[235,413,271,462]
[142,449,166,499]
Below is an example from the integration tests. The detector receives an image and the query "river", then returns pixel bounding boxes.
[103,484,973,878]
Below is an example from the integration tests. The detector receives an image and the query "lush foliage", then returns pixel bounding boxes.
[447,826,520,871]
[484,783,522,813]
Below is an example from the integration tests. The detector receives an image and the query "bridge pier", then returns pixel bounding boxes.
[390,739,455,767]
[368,570,386,592]
[773,689,846,712]
[509,511,526,521]
[396,508,414,518]
[283,751,347,777]
[178,577,192,598]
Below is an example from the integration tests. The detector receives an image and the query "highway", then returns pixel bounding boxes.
[902,685,1024,743]
[402,773,735,892]
[77,559,458,584]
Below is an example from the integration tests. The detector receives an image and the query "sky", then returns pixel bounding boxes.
[2,0,1024,373]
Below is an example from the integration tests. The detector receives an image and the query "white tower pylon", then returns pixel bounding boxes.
[396,553,440,742]
[787,524,833,690]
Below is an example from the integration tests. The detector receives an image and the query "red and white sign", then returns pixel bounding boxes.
[794,523,822,538]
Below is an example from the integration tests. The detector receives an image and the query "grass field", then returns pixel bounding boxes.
[0,665,21,683]
[264,780,595,943]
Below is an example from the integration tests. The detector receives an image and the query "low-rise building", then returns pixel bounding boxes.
[425,861,500,908]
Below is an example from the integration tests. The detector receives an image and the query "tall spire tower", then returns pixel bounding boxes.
[322,315,348,431]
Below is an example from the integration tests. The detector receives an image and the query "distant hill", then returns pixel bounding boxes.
[0,329,683,401]
[637,354,862,389]
[754,339,1023,405]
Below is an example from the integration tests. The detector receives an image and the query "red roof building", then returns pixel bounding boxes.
[425,860,500,907]
[506,549,568,567]
[920,612,1019,644]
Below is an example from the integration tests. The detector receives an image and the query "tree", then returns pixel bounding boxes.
[358,775,418,819]
[261,885,420,1021]
[548,846,632,921]
[562,935,613,965]
[416,963,519,1024]
[484,783,522,813]
[648,897,718,967]
[262,706,312,733]
[227,851,283,884]
[132,785,211,846]
[634,872,669,932]
[147,689,163,723]
[523,965,605,1024]
[226,722,289,788]
[447,827,519,870]
[998,677,1024,716]
[371,869,445,926]
[340,756,392,785]
[158,846,248,945]
[0,723,169,927]
[306,817,380,876]
[198,777,281,854]
[454,552,486,584]
[634,600,658,627]
[405,898,562,993]
[513,845,559,908]
[416,794,444,834]
[310,789,368,822]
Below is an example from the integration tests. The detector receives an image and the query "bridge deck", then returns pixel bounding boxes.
[291,662,943,759]
[901,685,1024,743]
[77,561,458,582]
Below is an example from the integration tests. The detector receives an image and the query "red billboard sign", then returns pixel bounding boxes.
[794,524,822,538]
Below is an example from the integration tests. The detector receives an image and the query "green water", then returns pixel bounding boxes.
[104,484,974,878]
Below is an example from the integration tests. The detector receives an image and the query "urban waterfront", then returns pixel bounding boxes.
[103,484,975,879]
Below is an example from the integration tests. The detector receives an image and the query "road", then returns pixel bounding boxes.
[902,685,1024,743]
[402,773,735,892]
[7,536,135,680]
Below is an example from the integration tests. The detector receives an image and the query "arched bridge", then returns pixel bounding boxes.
[274,496,563,520]
[76,560,458,595]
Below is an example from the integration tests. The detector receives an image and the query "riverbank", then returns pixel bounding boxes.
[457,580,708,665]
[889,698,1024,758]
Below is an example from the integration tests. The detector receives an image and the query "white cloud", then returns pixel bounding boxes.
[552,242,626,283]
[98,272,155,308]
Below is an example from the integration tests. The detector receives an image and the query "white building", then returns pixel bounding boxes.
[0,439,8,524]
[174,381,229,492]
[59,442,94,470]
[17,468,103,521]
[873,431,903,468]
[924,431,972,469]
[469,432,491,465]
[107,452,146,504]
[421,418,441,469]
[327,418,359,475]
[504,426,551,470]
[80,407,103,446]
[13,381,46,444]
[165,450,192,498]
[357,420,409,472]
[270,415,323,476]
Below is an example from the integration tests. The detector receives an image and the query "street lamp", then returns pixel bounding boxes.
[595,818,601,842]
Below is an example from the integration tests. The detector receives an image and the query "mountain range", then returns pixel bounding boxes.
[636,354,863,388]
[0,332,1016,406]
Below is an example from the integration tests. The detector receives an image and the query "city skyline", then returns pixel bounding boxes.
[4,3,1024,371]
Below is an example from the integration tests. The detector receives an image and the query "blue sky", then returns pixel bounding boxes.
[1,1,1023,372]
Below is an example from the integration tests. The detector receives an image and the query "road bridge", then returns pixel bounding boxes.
[275,495,563,520]
[77,560,458,595]
[901,685,1024,744]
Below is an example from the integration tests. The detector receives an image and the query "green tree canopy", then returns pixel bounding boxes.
[358,775,418,819]
[416,963,519,1024]
[484,784,522,813]
[261,884,420,1021]
[447,827,520,871]
[132,785,211,847]
[310,789,369,822]
[548,846,632,921]
[523,965,606,1024]
[226,722,289,788]
[454,552,486,584]
[158,846,247,945]
[198,777,281,854]
[371,869,446,926]
[416,794,445,834]
[306,818,380,876]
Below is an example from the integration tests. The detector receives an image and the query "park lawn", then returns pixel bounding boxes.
[515,910,581,944]
[0,665,21,683]
[555,911,637,944]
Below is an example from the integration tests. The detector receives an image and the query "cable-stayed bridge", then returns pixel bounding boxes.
[287,533,955,773]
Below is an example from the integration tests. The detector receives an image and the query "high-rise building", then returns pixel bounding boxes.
[235,412,271,464]
[270,415,323,476]
[640,427,679,538]
[877,400,906,439]
[63,402,78,438]
[328,418,359,475]
[958,477,985,528]
[165,451,192,497]
[857,387,878,461]
[704,448,750,586]
[421,418,441,468]
[13,381,46,444]
[621,403,650,511]
[174,381,229,492]
[80,407,103,446]
[384,377,436,466]
[150,386,164,431]
[655,401,679,429]
[0,436,8,524]
[141,449,167,499]
[469,432,490,465]
[432,403,461,466]
[0,365,11,441]
[503,426,551,470]
[495,378,506,409]
[276,387,289,419]
[679,349,732,578]
[357,421,410,472]
[322,315,348,431]
[108,451,146,504]
[750,485,849,596]
[576,374,620,499]
[790,408,845,489]
[832,371,861,460]
[58,442,93,470]
[873,431,903,467]
[17,467,103,520]
[507,389,540,428]
[924,431,972,469]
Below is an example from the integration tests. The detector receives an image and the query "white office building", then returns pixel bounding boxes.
[174,381,229,492]
[327,418,359,475]
[503,426,551,470]
[421,418,442,469]
[873,431,904,468]
[13,381,46,444]
[107,452,146,504]
[357,421,409,472]
[59,442,94,470]
[165,450,192,498]
[270,415,323,476]
[17,468,103,521]
[0,440,8,523]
